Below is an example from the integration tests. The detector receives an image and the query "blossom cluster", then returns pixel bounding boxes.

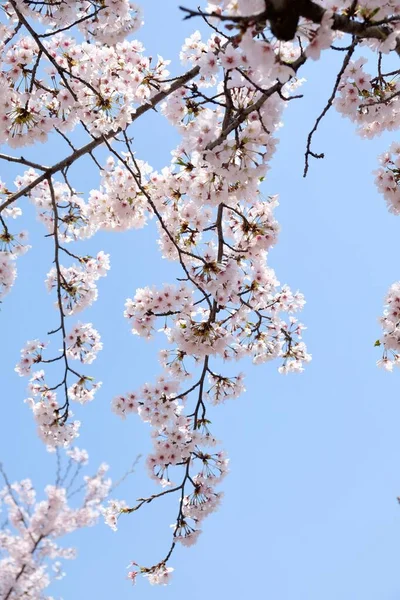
[87,156,153,232]
[0,183,29,299]
[8,0,143,45]
[0,451,111,599]
[15,339,47,377]
[377,282,400,371]
[15,324,103,447]
[125,284,194,338]
[13,243,106,447]
[336,58,400,138]
[375,142,400,215]
[45,251,110,315]
[0,251,16,298]
[66,322,102,364]
[105,20,313,583]
[0,26,170,147]
[333,56,400,359]
[25,369,82,448]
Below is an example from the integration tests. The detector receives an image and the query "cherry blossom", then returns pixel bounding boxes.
[0,451,112,599]
[65,323,102,364]
[375,142,400,215]
[377,282,400,370]
[0,0,399,588]
[45,252,109,315]
[0,251,16,299]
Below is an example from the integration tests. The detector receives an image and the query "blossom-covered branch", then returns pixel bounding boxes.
[0,0,400,589]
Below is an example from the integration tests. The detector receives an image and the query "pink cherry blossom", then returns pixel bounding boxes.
[0,0,399,588]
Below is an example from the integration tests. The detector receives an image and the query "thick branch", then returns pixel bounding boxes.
[0,66,200,213]
[181,1,400,55]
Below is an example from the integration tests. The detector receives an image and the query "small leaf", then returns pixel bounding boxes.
[374,339,381,347]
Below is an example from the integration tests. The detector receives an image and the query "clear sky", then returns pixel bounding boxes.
[2,2,400,599]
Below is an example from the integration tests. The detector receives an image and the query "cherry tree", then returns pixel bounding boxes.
[1,0,400,594]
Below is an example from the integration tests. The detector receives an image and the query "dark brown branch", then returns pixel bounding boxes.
[38,6,104,38]
[304,37,358,177]
[181,1,400,55]
[0,153,47,171]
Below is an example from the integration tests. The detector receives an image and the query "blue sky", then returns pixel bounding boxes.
[2,2,400,599]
